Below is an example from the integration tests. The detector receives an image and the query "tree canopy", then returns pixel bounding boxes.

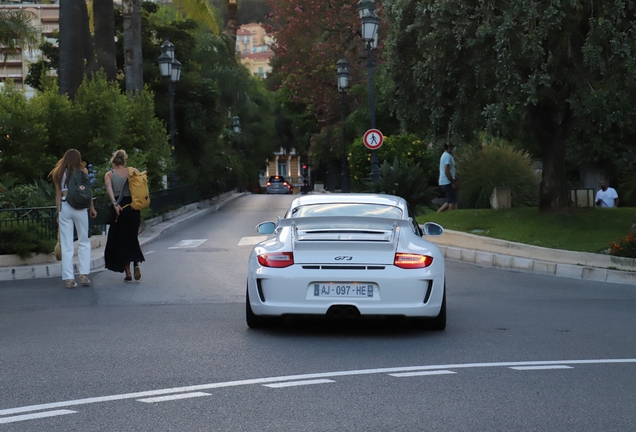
[385,0,636,212]
[0,9,40,54]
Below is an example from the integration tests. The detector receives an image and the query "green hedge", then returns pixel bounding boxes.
[0,223,55,259]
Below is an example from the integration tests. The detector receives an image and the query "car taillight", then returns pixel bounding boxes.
[266,182,271,186]
[394,253,433,269]
[258,252,294,268]
[283,182,288,186]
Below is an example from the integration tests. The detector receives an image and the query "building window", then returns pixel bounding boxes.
[277,160,287,177]
[258,67,263,76]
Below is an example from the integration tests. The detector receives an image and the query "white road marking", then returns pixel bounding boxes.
[144,250,155,255]
[389,370,456,377]
[137,392,210,403]
[238,236,268,246]
[263,379,335,388]
[1,359,635,418]
[510,365,573,371]
[0,410,76,424]
[168,239,207,249]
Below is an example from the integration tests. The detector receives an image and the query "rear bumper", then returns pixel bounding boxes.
[247,265,444,317]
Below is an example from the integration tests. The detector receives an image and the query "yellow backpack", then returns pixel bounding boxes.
[126,167,150,210]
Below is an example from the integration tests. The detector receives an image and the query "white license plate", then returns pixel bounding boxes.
[313,283,375,298]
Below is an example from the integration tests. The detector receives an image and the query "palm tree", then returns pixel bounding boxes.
[0,9,40,56]
[123,0,143,94]
[173,0,220,33]
[59,0,95,99]
[93,0,117,81]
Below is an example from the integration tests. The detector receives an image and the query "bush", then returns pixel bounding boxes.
[456,135,540,209]
[365,157,436,215]
[0,184,53,209]
[0,223,55,259]
[349,134,438,192]
[610,233,636,259]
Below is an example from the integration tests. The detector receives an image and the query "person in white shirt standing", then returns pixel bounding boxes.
[595,180,619,208]
[437,143,458,212]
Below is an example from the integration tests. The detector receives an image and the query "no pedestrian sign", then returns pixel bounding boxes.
[363,129,384,150]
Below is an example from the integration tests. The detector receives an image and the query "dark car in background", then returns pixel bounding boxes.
[266,176,293,194]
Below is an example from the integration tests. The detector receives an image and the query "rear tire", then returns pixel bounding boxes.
[428,286,446,331]
[246,287,270,329]
[412,281,446,331]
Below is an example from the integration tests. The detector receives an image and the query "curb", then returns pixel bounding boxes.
[432,231,636,286]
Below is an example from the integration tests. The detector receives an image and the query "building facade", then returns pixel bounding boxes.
[0,3,59,98]
[236,23,274,78]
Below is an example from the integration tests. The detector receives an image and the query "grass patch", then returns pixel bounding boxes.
[416,207,635,254]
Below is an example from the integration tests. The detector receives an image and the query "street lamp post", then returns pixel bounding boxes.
[337,58,350,193]
[158,39,182,188]
[232,115,241,152]
[358,0,380,182]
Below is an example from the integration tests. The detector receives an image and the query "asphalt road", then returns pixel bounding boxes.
[1,194,635,431]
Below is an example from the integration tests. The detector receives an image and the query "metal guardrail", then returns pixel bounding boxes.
[0,206,58,240]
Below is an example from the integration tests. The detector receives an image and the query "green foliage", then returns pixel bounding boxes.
[616,153,636,207]
[0,74,170,189]
[0,9,41,53]
[365,157,436,215]
[0,84,53,184]
[348,134,438,191]
[384,0,636,211]
[0,184,53,209]
[0,223,55,259]
[610,233,636,259]
[25,40,59,91]
[139,6,277,191]
[456,135,540,209]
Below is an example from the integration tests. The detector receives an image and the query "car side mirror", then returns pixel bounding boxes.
[256,221,277,234]
[422,222,444,236]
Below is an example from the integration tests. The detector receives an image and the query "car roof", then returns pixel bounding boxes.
[290,193,407,208]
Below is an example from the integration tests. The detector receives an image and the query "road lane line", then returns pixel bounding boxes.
[137,392,210,403]
[168,239,207,249]
[510,365,573,370]
[1,358,635,417]
[0,410,76,424]
[263,379,335,388]
[238,236,267,246]
[389,370,456,377]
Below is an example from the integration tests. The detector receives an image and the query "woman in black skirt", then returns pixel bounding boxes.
[104,149,145,282]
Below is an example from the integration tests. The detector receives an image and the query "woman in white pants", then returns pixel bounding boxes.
[50,149,97,288]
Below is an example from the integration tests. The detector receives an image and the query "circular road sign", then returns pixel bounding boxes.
[363,129,384,150]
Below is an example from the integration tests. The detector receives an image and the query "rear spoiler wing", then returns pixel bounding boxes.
[274,216,418,243]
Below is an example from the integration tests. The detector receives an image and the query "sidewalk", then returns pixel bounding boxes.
[1,191,634,286]
[0,191,245,282]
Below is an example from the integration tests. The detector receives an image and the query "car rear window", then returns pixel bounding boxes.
[290,203,402,219]
[269,176,286,183]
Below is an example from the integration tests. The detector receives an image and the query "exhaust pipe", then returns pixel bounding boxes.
[327,305,359,318]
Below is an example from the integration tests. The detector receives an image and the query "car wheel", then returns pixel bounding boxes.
[412,281,446,331]
[246,286,271,329]
[428,285,446,331]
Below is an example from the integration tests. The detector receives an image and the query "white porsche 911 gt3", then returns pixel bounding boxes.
[246,194,446,330]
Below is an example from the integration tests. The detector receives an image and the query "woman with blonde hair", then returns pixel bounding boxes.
[104,149,145,282]
[50,149,97,288]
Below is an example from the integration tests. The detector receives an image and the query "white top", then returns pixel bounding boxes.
[595,187,618,207]
[438,152,455,186]
[60,170,68,192]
